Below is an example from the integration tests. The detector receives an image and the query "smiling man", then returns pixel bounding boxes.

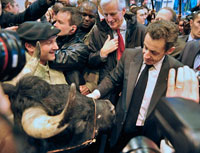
[88,20,183,153]
[16,21,67,85]
[87,0,146,104]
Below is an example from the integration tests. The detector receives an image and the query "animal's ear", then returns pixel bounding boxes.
[58,83,76,128]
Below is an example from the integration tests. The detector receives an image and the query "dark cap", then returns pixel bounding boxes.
[17,21,60,41]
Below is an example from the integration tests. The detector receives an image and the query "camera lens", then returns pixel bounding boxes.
[0,30,26,81]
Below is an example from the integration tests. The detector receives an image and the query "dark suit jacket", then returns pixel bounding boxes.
[88,14,146,83]
[179,35,189,42]
[98,48,183,151]
[170,37,186,59]
[179,40,200,68]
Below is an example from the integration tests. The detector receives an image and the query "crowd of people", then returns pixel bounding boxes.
[0,0,200,152]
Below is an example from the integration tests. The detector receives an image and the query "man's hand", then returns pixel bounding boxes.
[86,89,101,99]
[5,26,18,31]
[166,66,199,103]
[0,85,11,116]
[100,35,118,57]
[80,85,90,95]
[21,41,40,74]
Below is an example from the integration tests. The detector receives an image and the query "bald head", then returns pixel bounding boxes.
[156,7,177,23]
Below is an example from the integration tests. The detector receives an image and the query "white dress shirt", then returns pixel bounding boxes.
[187,33,200,42]
[136,57,165,126]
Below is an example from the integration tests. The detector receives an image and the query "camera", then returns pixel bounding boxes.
[0,30,26,81]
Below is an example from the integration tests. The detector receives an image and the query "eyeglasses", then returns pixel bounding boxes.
[81,13,95,19]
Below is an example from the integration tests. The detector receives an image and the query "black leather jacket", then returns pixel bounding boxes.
[50,34,89,71]
[49,34,89,88]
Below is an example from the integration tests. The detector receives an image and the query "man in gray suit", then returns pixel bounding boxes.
[88,20,183,152]
[179,40,200,70]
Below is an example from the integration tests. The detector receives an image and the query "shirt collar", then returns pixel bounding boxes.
[119,18,126,31]
[143,55,165,71]
[154,56,165,70]
[188,33,200,42]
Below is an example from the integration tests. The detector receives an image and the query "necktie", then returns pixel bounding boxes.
[125,64,152,131]
[197,65,200,71]
[116,29,125,60]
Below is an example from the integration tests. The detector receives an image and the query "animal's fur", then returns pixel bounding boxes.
[2,76,115,152]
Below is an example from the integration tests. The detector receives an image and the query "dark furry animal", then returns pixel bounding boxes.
[2,76,115,153]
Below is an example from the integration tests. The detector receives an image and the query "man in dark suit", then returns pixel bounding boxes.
[87,0,146,104]
[179,40,200,70]
[179,11,200,42]
[87,20,183,152]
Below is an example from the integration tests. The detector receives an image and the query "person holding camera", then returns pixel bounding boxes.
[0,0,71,29]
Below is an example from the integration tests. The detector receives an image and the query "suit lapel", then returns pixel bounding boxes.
[190,41,200,65]
[126,55,143,111]
[146,56,170,117]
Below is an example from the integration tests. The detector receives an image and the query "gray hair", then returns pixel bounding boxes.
[100,0,126,11]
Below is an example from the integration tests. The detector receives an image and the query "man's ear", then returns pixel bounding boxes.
[190,19,194,27]
[69,25,77,35]
[166,47,175,55]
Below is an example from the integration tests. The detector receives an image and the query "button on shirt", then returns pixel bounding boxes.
[136,57,165,126]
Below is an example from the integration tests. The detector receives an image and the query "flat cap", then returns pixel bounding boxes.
[17,21,60,41]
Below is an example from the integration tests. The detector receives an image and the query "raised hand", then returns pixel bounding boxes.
[166,66,199,103]
[100,35,118,57]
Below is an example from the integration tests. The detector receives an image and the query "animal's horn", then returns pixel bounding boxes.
[21,83,77,139]
[58,83,76,127]
[21,107,69,139]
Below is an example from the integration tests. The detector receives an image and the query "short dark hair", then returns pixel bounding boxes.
[79,1,97,15]
[146,20,178,51]
[2,0,14,10]
[58,7,82,26]
[192,11,200,20]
